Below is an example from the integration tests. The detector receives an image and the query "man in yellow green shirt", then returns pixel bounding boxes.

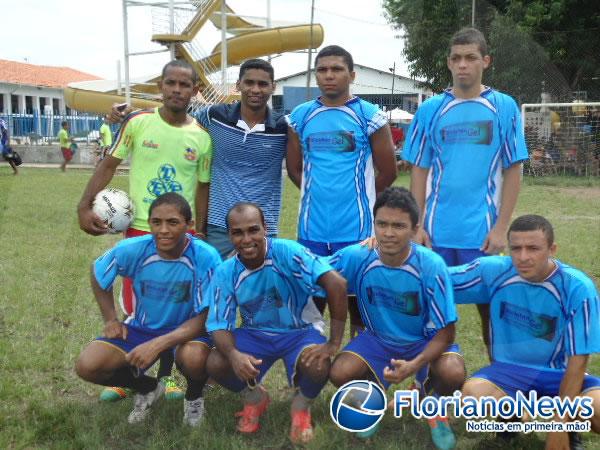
[57,121,73,172]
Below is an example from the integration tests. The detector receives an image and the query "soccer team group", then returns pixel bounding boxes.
[73,27,600,449]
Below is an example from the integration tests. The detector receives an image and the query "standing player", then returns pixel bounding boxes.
[329,187,464,449]
[77,59,212,402]
[75,193,221,425]
[286,45,397,333]
[402,28,528,357]
[98,115,113,160]
[112,59,287,259]
[0,118,18,175]
[194,59,287,258]
[452,215,600,449]
[205,202,347,444]
[57,121,73,172]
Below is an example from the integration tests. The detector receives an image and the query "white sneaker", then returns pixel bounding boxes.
[127,382,165,424]
[183,397,205,427]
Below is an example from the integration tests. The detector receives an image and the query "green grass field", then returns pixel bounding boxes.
[1,167,599,449]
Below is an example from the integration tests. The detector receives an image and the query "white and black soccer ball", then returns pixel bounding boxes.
[92,188,135,234]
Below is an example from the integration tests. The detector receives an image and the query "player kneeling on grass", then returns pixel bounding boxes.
[452,214,600,450]
[75,193,221,425]
[329,187,465,449]
[204,202,347,444]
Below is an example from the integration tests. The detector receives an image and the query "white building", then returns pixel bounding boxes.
[0,59,101,115]
[273,63,432,114]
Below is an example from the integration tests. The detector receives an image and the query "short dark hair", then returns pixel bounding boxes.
[226,202,265,229]
[373,187,419,227]
[315,45,354,72]
[161,59,199,85]
[449,27,488,57]
[61,121,68,127]
[148,192,192,223]
[508,214,554,246]
[239,59,275,82]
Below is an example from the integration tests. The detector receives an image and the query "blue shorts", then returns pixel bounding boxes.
[220,327,327,398]
[96,324,212,371]
[341,329,461,389]
[433,247,486,266]
[298,238,357,257]
[207,224,276,260]
[471,361,600,398]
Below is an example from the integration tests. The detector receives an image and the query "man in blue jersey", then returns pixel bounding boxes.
[402,28,528,357]
[286,45,397,334]
[329,187,464,449]
[204,202,347,444]
[110,59,287,259]
[75,193,221,426]
[453,215,600,449]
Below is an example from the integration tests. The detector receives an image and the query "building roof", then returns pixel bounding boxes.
[0,59,101,88]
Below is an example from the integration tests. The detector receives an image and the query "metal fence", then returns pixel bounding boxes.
[0,113,113,143]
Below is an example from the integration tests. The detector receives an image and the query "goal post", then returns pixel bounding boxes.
[521,102,600,176]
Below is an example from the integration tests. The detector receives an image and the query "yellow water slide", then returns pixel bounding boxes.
[64,1,323,114]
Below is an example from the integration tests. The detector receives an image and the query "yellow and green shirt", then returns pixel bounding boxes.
[109,107,212,231]
[99,123,113,147]
[58,128,69,148]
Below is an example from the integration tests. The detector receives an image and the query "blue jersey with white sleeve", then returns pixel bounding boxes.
[450,256,600,370]
[286,97,387,243]
[206,238,333,334]
[402,89,528,249]
[93,234,221,331]
[328,242,457,346]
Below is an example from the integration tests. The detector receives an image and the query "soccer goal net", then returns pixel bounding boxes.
[521,102,600,176]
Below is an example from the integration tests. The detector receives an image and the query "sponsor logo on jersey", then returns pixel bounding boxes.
[440,120,493,145]
[500,301,557,341]
[184,147,197,161]
[308,131,356,152]
[366,286,421,315]
[142,140,159,149]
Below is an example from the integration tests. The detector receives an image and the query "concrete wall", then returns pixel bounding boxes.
[7,144,128,166]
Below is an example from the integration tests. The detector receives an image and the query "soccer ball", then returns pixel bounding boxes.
[92,188,135,234]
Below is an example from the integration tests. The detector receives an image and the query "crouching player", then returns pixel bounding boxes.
[452,215,600,449]
[329,187,465,449]
[75,193,221,425]
[205,202,347,444]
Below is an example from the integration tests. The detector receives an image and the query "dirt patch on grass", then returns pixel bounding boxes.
[555,187,600,198]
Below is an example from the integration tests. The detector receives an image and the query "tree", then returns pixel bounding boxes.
[383,0,600,102]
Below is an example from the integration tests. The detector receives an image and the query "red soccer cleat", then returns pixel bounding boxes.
[235,389,270,433]
[290,409,314,444]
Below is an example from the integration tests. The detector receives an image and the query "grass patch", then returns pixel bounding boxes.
[0,167,599,449]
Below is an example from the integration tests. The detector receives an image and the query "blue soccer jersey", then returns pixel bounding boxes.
[206,238,333,334]
[328,243,457,345]
[402,89,528,249]
[286,97,387,243]
[93,234,221,331]
[451,256,600,370]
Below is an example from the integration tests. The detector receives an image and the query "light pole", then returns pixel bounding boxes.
[389,62,396,115]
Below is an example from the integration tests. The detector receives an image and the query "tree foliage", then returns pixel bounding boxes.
[382,0,600,102]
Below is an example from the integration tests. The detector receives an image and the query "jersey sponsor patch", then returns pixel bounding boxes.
[145,163,183,200]
[307,130,356,152]
[140,280,192,303]
[184,147,197,161]
[499,301,557,341]
[440,120,493,145]
[240,287,284,328]
[366,286,421,316]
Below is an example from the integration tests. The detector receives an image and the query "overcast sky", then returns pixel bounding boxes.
[2,0,408,82]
